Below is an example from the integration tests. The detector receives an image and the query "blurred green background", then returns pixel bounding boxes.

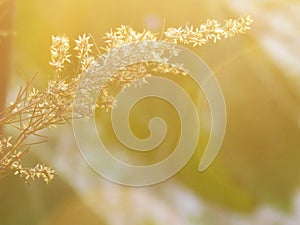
[1,0,300,224]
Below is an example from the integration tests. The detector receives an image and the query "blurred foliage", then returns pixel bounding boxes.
[1,0,300,224]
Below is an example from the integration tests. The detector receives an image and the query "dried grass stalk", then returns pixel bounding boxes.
[0,16,252,183]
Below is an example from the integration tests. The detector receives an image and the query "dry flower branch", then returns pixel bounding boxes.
[164,16,253,46]
[0,75,79,183]
[0,16,252,183]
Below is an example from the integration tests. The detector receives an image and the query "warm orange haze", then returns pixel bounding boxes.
[0,0,300,224]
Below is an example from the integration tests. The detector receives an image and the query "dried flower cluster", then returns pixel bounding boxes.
[74,34,96,73]
[103,25,157,52]
[49,35,71,73]
[0,16,252,183]
[0,76,79,183]
[164,15,253,46]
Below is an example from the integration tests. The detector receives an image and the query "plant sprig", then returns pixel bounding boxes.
[0,15,253,183]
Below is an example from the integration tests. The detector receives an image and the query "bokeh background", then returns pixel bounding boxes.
[1,0,300,224]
